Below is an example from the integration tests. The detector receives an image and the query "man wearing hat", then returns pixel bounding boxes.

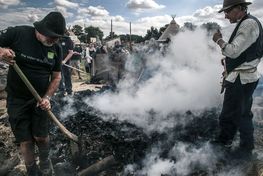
[212,0,263,159]
[0,11,66,175]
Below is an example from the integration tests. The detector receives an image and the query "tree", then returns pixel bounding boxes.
[84,26,104,42]
[144,26,160,41]
[72,25,83,36]
[119,34,144,43]
[158,24,169,37]
[201,22,221,33]
[104,32,118,41]
[183,22,197,31]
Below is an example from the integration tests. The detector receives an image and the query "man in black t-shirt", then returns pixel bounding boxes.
[71,44,83,79]
[0,11,65,176]
[58,32,74,95]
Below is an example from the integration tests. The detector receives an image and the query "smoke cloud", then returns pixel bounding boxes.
[85,28,223,130]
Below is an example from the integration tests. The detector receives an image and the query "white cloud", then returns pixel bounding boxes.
[27,14,39,23]
[54,0,78,9]
[193,5,220,17]
[0,8,52,29]
[0,0,20,9]
[55,6,74,18]
[78,6,109,17]
[126,0,165,10]
[1,0,262,37]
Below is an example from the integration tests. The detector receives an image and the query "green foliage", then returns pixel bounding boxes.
[119,34,144,43]
[144,26,160,41]
[183,22,197,31]
[104,32,118,41]
[72,25,83,36]
[201,22,221,32]
[159,24,169,36]
[84,26,104,42]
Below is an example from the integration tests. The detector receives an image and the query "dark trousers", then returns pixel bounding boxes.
[218,76,258,150]
[59,65,72,94]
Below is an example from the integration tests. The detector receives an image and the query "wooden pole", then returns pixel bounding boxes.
[78,155,117,176]
[129,22,132,52]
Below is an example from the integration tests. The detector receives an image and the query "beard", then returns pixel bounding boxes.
[41,41,54,47]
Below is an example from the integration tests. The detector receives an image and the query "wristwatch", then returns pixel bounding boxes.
[44,95,51,100]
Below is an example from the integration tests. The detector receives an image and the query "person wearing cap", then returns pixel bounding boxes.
[212,0,263,159]
[0,11,66,175]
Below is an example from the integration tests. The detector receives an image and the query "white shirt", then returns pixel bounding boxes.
[222,17,261,84]
[85,47,92,63]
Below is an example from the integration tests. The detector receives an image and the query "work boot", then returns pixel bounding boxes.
[26,162,42,176]
[39,158,54,176]
[229,147,253,161]
[209,139,232,150]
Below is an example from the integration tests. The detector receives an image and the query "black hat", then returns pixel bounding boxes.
[218,0,252,13]
[33,11,66,38]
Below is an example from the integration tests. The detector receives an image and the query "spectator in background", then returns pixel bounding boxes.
[84,44,93,73]
[71,43,83,79]
[112,40,122,53]
[88,43,97,76]
[58,31,74,96]
[89,43,97,59]
[97,45,108,54]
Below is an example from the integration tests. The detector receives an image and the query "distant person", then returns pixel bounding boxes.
[58,31,74,96]
[84,44,93,73]
[112,40,122,54]
[89,43,97,76]
[212,0,263,160]
[0,11,65,175]
[100,45,108,54]
[89,43,97,59]
[71,43,83,79]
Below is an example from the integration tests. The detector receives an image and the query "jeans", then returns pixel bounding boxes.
[59,65,72,94]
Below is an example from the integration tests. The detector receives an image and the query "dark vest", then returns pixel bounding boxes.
[225,14,263,73]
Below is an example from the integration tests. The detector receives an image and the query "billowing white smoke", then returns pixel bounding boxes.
[85,28,223,129]
[80,25,258,175]
[124,142,246,176]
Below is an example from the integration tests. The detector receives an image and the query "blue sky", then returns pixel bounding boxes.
[0,0,261,36]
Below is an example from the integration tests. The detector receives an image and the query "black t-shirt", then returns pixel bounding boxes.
[71,45,82,61]
[59,37,74,64]
[0,26,62,99]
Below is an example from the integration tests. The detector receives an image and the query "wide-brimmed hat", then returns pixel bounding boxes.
[33,11,66,38]
[218,0,252,13]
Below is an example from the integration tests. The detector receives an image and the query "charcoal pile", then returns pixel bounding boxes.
[1,88,263,175]
[47,90,226,176]
[50,91,151,175]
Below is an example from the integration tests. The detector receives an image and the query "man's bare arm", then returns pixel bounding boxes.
[44,71,61,98]
[38,71,61,110]
[62,50,74,64]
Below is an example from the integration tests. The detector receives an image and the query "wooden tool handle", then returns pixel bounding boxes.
[13,63,78,143]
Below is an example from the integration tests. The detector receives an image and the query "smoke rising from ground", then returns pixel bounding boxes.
[81,28,256,175]
[85,28,223,129]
